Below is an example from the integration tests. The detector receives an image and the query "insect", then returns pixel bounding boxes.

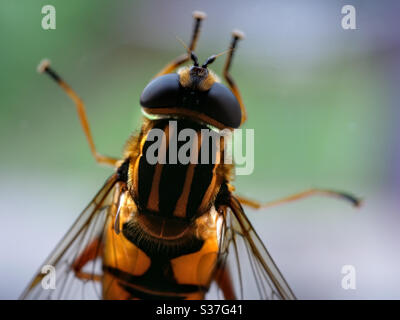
[21,11,360,300]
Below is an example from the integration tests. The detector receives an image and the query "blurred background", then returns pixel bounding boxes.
[1,0,399,299]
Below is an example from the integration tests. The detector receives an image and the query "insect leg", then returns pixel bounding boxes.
[214,263,236,300]
[236,188,362,210]
[154,11,206,78]
[37,60,119,167]
[72,237,103,281]
[223,30,247,125]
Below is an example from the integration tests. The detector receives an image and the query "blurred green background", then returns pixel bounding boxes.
[1,0,399,299]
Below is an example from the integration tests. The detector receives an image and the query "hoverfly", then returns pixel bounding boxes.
[21,11,360,300]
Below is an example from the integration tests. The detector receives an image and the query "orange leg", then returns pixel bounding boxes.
[236,188,362,210]
[214,263,236,300]
[72,237,103,281]
[154,11,206,78]
[37,60,119,167]
[223,30,247,125]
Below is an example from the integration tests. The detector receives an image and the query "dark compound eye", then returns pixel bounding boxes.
[204,83,241,128]
[140,74,180,108]
[140,74,242,129]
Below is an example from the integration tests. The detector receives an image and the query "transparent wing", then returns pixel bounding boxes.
[20,174,119,300]
[214,196,296,300]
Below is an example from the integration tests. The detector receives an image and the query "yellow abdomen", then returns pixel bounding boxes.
[102,213,219,300]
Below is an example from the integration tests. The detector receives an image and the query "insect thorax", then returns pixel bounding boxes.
[125,118,232,221]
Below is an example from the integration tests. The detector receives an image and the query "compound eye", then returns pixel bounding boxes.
[140,74,180,108]
[205,83,242,128]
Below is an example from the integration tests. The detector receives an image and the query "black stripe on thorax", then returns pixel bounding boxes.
[136,119,218,218]
[158,120,189,215]
[136,121,166,212]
